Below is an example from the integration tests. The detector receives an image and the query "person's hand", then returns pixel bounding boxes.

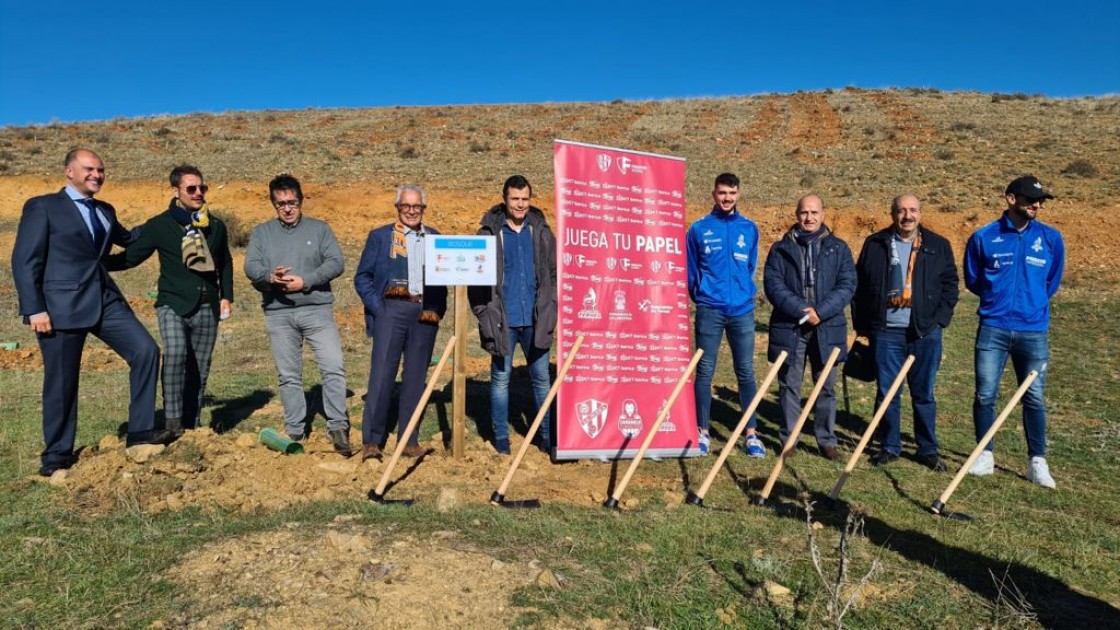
[281,275,305,293]
[270,266,291,285]
[803,307,821,326]
[29,312,52,334]
[220,299,232,320]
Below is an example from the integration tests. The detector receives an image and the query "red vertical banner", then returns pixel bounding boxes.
[553,140,695,460]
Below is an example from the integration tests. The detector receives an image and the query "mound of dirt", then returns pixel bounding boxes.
[45,427,674,514]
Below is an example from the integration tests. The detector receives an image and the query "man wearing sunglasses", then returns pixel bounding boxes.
[244,174,351,456]
[119,165,234,436]
[354,185,448,461]
[964,175,1065,488]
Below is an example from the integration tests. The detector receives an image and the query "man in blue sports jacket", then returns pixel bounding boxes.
[963,175,1065,488]
[687,172,765,457]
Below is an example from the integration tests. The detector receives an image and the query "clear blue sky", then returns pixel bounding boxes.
[1,0,1117,127]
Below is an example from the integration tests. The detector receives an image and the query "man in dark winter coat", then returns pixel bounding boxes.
[853,194,959,470]
[468,176,558,455]
[763,194,856,460]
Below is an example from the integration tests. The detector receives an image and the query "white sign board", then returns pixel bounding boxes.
[424,235,497,286]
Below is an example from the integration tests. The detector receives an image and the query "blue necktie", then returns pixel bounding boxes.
[83,199,107,252]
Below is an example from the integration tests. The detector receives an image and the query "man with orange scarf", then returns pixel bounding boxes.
[853,194,959,470]
[354,185,448,461]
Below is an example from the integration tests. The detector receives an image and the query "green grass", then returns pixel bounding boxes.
[1,246,1118,628]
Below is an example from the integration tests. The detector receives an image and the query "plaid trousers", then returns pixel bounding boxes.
[156,305,218,425]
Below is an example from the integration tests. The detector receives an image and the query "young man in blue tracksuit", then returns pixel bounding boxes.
[687,172,765,457]
[963,175,1065,488]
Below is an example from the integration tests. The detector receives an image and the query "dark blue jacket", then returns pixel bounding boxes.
[354,222,448,337]
[763,226,856,363]
[11,189,135,328]
[963,212,1064,332]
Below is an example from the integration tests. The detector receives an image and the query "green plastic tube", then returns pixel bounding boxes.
[259,428,304,455]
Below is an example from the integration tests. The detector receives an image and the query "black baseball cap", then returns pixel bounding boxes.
[1005,175,1055,200]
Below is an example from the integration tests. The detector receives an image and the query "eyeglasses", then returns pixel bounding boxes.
[182,184,209,195]
[396,203,426,212]
[273,199,301,209]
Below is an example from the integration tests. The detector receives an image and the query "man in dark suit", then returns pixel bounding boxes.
[354,184,447,461]
[10,149,173,477]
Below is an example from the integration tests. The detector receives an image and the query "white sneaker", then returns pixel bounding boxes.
[968,450,995,476]
[1026,456,1056,489]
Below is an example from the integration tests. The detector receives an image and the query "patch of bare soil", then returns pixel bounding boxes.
[47,426,664,515]
[787,92,843,159]
[165,526,542,629]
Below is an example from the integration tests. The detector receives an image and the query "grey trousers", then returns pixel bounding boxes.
[264,304,349,434]
[777,329,838,448]
[156,304,217,426]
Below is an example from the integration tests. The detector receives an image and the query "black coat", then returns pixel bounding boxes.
[467,204,558,356]
[764,226,856,363]
[852,226,959,337]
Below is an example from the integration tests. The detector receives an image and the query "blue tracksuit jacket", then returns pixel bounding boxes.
[687,207,758,316]
[963,212,1064,331]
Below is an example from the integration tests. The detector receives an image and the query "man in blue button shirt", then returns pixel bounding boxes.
[469,176,558,455]
[963,175,1065,488]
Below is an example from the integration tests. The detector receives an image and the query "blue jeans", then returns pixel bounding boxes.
[490,325,552,446]
[973,325,1049,457]
[693,306,757,432]
[871,327,942,457]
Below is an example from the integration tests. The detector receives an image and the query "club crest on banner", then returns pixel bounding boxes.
[617,399,643,437]
[606,257,617,270]
[563,253,573,266]
[577,399,608,439]
[597,154,612,172]
[651,260,662,273]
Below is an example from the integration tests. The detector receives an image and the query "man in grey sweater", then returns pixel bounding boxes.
[244,174,351,455]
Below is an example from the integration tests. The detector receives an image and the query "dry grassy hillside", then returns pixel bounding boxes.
[2,89,1118,282]
[2,89,1117,204]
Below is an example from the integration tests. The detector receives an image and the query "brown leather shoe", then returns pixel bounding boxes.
[402,444,426,458]
[361,444,382,461]
[821,446,840,461]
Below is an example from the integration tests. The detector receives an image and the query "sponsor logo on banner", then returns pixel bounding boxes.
[606,257,617,270]
[657,399,677,432]
[597,154,612,172]
[578,288,602,320]
[616,156,649,175]
[610,290,632,322]
[650,260,662,273]
[617,399,643,437]
[563,253,573,266]
[577,399,608,438]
